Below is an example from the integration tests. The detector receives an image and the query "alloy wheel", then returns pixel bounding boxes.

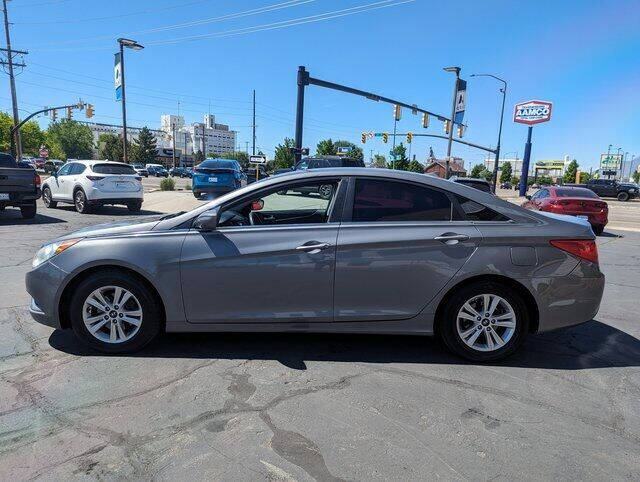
[456,293,516,352]
[82,286,143,344]
[75,191,85,211]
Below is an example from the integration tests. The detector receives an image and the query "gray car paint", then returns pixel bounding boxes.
[25,168,604,336]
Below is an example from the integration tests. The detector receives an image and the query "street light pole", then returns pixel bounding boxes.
[443,66,461,179]
[471,73,507,192]
[117,38,143,163]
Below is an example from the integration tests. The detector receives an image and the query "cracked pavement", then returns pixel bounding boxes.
[1,200,640,480]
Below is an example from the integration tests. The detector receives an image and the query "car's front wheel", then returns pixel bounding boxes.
[69,271,162,353]
[439,281,529,362]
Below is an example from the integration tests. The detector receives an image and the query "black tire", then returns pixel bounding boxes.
[20,201,37,219]
[438,281,529,362]
[592,224,604,236]
[127,200,142,212]
[69,270,162,353]
[74,188,92,214]
[617,191,629,201]
[42,186,57,208]
[318,184,334,200]
[193,191,201,199]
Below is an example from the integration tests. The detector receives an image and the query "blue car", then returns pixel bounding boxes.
[192,158,246,198]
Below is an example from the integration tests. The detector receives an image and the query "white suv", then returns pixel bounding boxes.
[42,160,144,214]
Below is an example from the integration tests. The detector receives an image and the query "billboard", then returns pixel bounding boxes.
[600,154,622,169]
[514,100,552,125]
[534,160,564,170]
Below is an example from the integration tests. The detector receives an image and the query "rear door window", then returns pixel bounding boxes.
[92,163,136,175]
[352,179,453,222]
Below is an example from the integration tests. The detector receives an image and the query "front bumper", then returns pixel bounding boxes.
[25,260,68,330]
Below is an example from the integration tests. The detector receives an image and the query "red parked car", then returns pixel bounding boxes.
[522,186,608,235]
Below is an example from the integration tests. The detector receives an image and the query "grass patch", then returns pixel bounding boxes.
[160,177,175,191]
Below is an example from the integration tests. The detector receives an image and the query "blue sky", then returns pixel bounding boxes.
[4,0,639,171]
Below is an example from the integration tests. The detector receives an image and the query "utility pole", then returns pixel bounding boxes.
[117,38,143,163]
[201,123,206,161]
[252,89,256,156]
[171,123,176,168]
[444,66,461,179]
[245,141,249,154]
[391,118,397,169]
[2,0,23,161]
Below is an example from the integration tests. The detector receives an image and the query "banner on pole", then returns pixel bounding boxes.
[114,52,122,101]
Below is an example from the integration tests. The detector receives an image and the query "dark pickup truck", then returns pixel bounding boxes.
[567,179,638,201]
[0,152,41,218]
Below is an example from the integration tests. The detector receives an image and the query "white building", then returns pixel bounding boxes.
[484,157,524,176]
[161,114,236,159]
[81,121,166,159]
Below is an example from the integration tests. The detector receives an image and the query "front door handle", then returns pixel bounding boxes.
[296,242,330,253]
[434,233,470,244]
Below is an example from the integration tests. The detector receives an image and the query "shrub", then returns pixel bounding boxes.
[160,177,175,191]
[185,183,192,191]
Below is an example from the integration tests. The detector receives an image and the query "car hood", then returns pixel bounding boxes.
[57,216,164,241]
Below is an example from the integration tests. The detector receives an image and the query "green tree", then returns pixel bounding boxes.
[97,133,129,162]
[273,137,295,170]
[131,126,157,164]
[632,171,640,183]
[579,172,591,183]
[470,164,488,179]
[499,161,513,183]
[47,119,93,159]
[220,150,250,169]
[371,154,386,168]
[316,138,335,156]
[334,140,363,160]
[407,158,424,173]
[388,143,409,170]
[563,159,579,183]
[194,150,205,164]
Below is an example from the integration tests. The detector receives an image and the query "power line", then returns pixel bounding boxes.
[30,0,416,51]
[31,0,314,46]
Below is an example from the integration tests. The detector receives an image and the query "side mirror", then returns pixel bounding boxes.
[52,169,58,177]
[525,195,531,200]
[251,199,264,211]
[193,208,219,231]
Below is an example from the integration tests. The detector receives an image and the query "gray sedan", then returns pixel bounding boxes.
[26,169,604,361]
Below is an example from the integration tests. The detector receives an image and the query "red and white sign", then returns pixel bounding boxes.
[513,100,552,125]
[39,147,49,158]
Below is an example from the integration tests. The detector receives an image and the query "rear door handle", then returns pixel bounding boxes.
[296,242,330,253]
[434,234,470,244]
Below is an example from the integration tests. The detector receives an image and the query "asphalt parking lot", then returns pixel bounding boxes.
[1,198,639,480]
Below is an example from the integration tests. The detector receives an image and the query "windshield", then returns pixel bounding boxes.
[92,163,136,175]
[0,153,16,168]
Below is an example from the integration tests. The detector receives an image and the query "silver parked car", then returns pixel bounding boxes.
[26,169,604,361]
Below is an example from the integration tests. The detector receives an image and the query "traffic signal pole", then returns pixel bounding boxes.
[518,126,533,197]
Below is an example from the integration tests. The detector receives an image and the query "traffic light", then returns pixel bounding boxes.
[51,109,57,122]
[421,113,429,128]
[85,103,94,118]
[361,132,367,144]
[457,124,465,138]
[382,132,389,143]
[406,132,413,143]
[443,120,451,135]
[66,107,73,120]
[393,104,402,121]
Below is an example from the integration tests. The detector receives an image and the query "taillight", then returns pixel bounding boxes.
[86,175,105,181]
[35,174,41,187]
[550,239,598,264]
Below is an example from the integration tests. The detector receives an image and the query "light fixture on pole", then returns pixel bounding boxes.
[116,38,143,163]
[471,73,507,192]
[443,66,461,179]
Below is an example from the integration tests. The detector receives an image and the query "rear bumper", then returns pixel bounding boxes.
[193,184,236,194]
[86,187,143,202]
[0,189,41,206]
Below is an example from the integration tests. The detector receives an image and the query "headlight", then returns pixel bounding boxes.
[32,239,81,268]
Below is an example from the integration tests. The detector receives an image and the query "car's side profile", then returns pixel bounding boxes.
[42,160,143,213]
[26,169,604,361]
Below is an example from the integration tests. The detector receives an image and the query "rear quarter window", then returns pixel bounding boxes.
[92,163,136,175]
[455,195,510,221]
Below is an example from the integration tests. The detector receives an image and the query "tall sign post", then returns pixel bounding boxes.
[514,100,552,196]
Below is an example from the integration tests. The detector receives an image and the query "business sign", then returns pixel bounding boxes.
[249,155,267,164]
[534,160,564,170]
[514,100,552,125]
[114,52,122,101]
[454,79,467,124]
[600,153,622,169]
[39,146,49,158]
[336,147,351,155]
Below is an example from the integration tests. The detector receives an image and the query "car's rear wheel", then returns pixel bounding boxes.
[74,189,92,214]
[69,271,162,353]
[127,200,142,212]
[617,191,629,201]
[42,186,57,208]
[439,281,529,362]
[193,191,201,199]
[20,201,37,219]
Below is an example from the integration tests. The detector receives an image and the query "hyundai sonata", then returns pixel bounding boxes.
[26,169,604,361]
